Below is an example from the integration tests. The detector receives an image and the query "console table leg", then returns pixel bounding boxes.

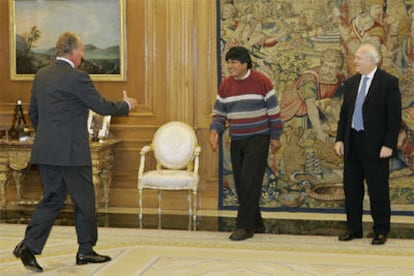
[0,157,9,210]
[0,176,8,210]
[13,170,25,202]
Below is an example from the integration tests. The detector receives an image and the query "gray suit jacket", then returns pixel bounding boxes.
[336,68,401,160]
[29,60,129,166]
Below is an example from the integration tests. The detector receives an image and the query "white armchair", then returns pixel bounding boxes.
[138,121,201,228]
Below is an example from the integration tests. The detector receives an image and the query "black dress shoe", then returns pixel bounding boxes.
[229,228,254,241]
[76,251,111,265]
[371,233,387,245]
[338,232,363,241]
[13,242,43,272]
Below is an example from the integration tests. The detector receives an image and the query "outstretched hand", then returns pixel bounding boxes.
[123,90,137,110]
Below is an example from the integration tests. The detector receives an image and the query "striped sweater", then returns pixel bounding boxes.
[210,70,283,140]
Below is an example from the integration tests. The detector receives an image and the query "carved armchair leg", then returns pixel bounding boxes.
[187,190,192,230]
[192,190,197,230]
[157,190,162,229]
[139,189,143,229]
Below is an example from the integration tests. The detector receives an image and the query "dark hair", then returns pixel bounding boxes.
[225,46,252,69]
[55,32,81,57]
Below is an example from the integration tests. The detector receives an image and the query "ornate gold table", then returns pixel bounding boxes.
[0,139,121,210]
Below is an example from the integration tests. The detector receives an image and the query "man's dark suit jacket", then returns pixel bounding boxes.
[336,68,401,160]
[29,60,129,167]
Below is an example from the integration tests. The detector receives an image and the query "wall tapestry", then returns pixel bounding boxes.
[217,0,414,214]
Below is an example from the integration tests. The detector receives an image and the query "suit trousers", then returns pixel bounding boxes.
[230,134,270,230]
[343,130,391,235]
[23,165,97,255]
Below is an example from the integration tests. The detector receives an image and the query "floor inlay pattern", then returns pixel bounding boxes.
[1,223,413,275]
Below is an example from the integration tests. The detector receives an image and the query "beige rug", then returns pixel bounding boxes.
[0,223,413,275]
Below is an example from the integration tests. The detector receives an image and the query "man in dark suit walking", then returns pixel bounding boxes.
[335,43,401,245]
[13,32,137,272]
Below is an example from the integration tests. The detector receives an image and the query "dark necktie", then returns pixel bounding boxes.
[352,76,369,131]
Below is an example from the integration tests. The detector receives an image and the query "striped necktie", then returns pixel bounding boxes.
[352,76,369,131]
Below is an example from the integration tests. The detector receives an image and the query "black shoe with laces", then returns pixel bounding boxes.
[229,228,254,241]
[76,251,111,265]
[13,242,43,272]
[371,233,387,245]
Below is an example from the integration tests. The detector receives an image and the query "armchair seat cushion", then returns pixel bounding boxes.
[139,170,199,190]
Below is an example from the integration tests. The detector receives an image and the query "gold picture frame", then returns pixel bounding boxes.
[9,0,127,81]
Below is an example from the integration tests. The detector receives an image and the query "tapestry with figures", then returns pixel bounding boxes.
[217,0,414,214]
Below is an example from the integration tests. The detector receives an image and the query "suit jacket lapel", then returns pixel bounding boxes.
[364,70,381,104]
[350,75,361,113]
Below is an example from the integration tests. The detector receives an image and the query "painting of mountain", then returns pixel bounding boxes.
[10,0,126,81]
[16,37,122,75]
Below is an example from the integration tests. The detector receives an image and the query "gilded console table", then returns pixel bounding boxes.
[0,139,121,210]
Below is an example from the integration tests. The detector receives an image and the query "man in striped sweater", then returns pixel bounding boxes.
[210,46,283,241]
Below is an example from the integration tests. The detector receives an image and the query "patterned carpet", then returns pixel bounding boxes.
[0,223,413,275]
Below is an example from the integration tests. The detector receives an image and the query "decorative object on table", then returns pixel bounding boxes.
[8,99,31,141]
[87,110,111,142]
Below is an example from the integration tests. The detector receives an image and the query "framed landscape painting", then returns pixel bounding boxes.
[9,0,127,81]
